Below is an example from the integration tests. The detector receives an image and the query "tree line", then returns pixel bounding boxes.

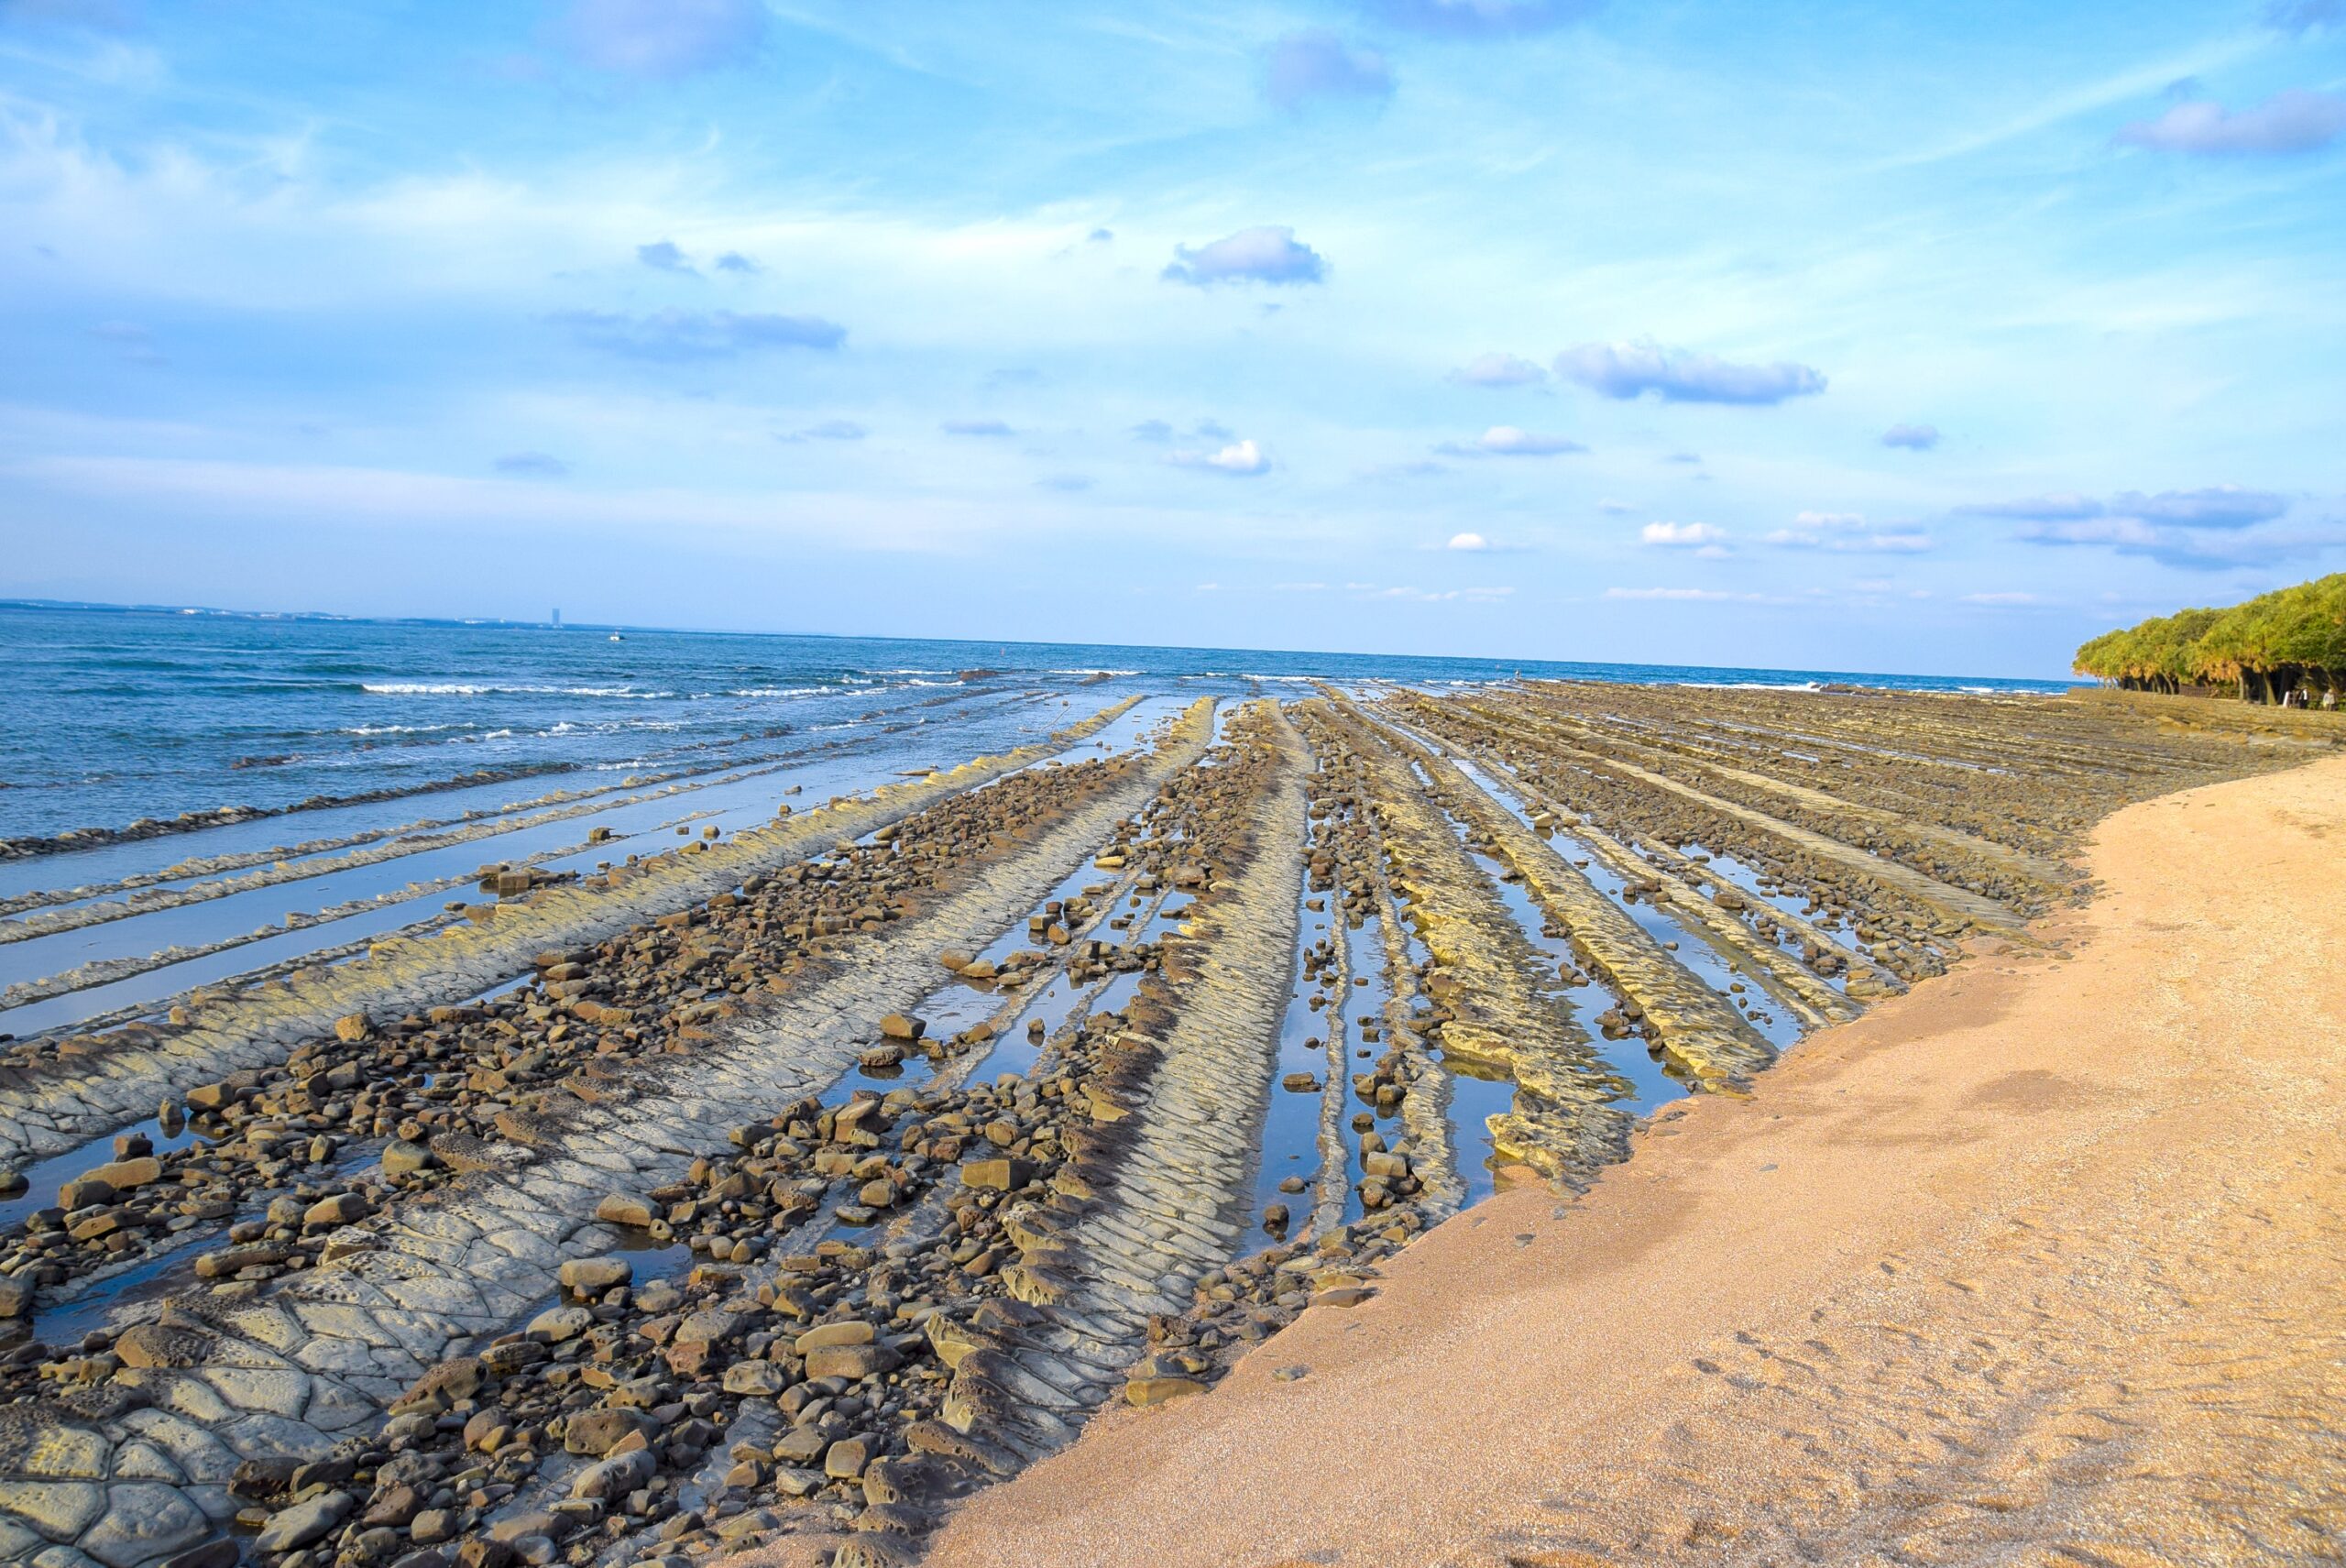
[2074,573,2346,703]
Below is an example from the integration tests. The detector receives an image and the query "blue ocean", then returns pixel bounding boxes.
[0,600,2074,845]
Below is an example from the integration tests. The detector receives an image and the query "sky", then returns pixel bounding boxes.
[1,0,2342,679]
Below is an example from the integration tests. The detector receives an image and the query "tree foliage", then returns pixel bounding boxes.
[2074,574,2346,700]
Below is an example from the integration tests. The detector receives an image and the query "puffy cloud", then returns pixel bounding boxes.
[1765,510,1934,553]
[1955,492,2105,521]
[713,251,761,274]
[2113,485,2288,527]
[554,0,766,78]
[2118,90,2346,155]
[1438,424,1585,456]
[1447,532,1489,550]
[1555,340,1827,405]
[1368,0,1597,37]
[1880,422,1940,450]
[1449,351,1547,388]
[941,419,1014,437]
[1162,226,1328,287]
[549,309,845,359]
[1640,521,1727,548]
[1168,438,1271,476]
[493,452,570,477]
[636,239,694,272]
[1265,29,1394,110]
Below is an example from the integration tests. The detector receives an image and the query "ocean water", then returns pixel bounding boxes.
[0,602,2073,844]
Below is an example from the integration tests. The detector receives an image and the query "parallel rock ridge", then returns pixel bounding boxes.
[0,696,1146,1170]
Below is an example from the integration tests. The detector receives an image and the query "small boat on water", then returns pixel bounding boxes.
[608,633,624,641]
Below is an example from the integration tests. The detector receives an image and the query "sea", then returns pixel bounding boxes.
[0,601,2075,846]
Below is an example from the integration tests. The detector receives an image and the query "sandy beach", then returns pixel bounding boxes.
[923,752,2346,1566]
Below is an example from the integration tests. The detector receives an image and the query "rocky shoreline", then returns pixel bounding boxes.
[0,684,2318,1568]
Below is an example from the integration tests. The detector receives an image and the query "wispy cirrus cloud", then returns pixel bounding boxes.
[2118,90,2346,155]
[548,309,845,359]
[1555,340,1826,405]
[1881,422,1940,450]
[1162,226,1327,287]
[554,0,767,78]
[1604,587,1779,603]
[1265,30,1394,110]
[493,452,570,478]
[1436,424,1585,456]
[940,419,1014,437]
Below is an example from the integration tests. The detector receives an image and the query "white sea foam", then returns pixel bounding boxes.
[362,682,676,698]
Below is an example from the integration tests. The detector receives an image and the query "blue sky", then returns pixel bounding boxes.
[2,0,2341,677]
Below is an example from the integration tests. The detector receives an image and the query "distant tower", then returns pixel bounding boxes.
[552,608,562,628]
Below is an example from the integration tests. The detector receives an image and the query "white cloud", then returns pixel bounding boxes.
[1555,340,1827,405]
[1161,226,1327,287]
[1439,424,1585,457]
[1448,352,1547,388]
[2118,90,2346,155]
[1639,521,1726,548]
[1956,492,2105,521]
[2111,485,2287,527]
[548,309,845,359]
[1168,438,1270,476]
[1962,591,2043,605]
[1606,587,1738,601]
[1764,510,1934,553]
[1447,531,1489,551]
